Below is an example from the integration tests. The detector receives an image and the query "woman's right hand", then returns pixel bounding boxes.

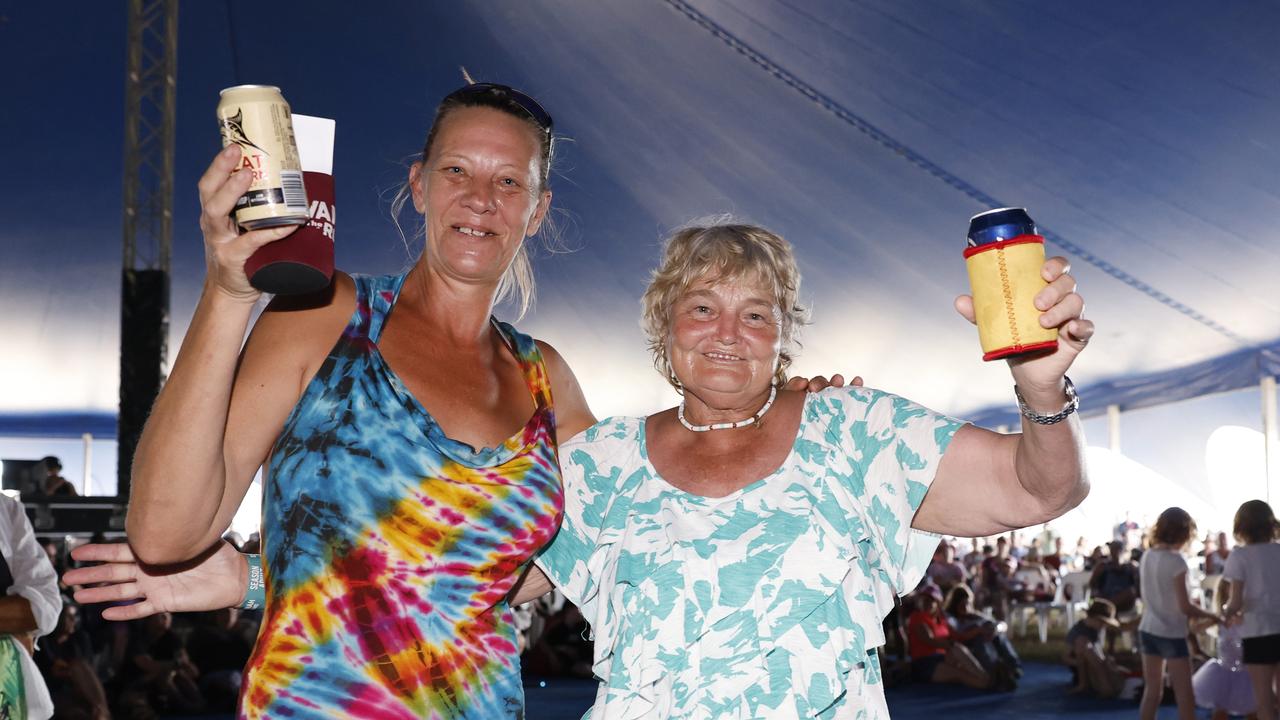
[199,145,296,303]
[65,540,248,620]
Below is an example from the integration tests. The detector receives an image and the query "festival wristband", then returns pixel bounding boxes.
[238,554,265,611]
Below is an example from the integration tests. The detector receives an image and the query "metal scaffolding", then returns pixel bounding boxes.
[119,0,177,500]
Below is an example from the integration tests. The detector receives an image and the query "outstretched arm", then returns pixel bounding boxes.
[65,541,248,621]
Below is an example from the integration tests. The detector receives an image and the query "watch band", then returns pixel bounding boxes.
[1014,375,1079,425]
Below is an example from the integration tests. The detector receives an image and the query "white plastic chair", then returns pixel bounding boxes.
[1060,569,1093,625]
[1010,567,1072,643]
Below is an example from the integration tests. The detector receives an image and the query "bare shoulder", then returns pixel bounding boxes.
[535,339,597,438]
[534,339,571,375]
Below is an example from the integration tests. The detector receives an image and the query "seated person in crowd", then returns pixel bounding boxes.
[34,600,109,720]
[39,456,78,498]
[1083,544,1106,571]
[187,608,253,712]
[944,584,1021,689]
[117,611,204,716]
[1012,549,1057,602]
[1090,540,1139,612]
[1043,536,1067,573]
[1063,599,1133,698]
[906,587,992,690]
[962,541,987,576]
[981,536,1017,620]
[926,541,969,594]
[1204,531,1231,576]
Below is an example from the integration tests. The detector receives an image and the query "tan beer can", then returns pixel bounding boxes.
[217,85,309,229]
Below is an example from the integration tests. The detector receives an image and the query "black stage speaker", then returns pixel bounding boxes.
[1,459,42,497]
[118,268,168,501]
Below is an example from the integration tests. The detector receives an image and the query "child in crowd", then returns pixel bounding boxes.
[906,586,992,690]
[1222,500,1280,720]
[1139,507,1223,720]
[1064,599,1133,699]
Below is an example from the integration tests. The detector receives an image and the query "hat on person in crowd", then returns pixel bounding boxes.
[1086,598,1121,628]
[919,584,944,603]
[40,456,62,471]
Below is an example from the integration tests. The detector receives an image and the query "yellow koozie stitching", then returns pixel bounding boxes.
[997,248,1021,346]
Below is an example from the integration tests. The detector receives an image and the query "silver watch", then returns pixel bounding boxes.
[1014,375,1079,425]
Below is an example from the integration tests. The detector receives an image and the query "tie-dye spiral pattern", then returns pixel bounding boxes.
[240,273,563,719]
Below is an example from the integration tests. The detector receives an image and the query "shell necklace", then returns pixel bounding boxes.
[678,384,778,432]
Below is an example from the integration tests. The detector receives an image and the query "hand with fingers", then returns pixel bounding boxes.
[64,540,247,621]
[784,374,865,394]
[955,256,1094,398]
[199,144,298,304]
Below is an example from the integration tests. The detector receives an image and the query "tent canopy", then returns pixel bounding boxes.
[2,0,1277,438]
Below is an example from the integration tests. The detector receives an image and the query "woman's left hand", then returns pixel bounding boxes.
[955,256,1094,396]
[65,540,247,620]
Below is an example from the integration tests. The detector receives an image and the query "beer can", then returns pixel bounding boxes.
[966,207,1037,247]
[217,85,309,229]
[963,207,1058,361]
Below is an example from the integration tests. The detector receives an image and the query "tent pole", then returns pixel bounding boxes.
[1107,404,1122,453]
[1263,376,1277,505]
[82,433,93,496]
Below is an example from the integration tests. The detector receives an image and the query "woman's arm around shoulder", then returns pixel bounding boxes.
[536,340,597,440]
[127,274,355,564]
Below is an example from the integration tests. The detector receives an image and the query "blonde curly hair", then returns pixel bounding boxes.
[641,221,809,390]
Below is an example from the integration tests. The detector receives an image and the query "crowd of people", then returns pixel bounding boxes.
[33,535,260,719]
[877,500,1280,720]
[26,494,1276,719]
[36,530,605,719]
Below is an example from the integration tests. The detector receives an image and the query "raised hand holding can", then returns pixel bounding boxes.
[964,208,1059,361]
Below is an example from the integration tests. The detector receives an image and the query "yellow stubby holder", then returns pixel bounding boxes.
[964,208,1058,361]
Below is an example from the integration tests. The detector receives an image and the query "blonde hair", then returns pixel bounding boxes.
[641,221,809,389]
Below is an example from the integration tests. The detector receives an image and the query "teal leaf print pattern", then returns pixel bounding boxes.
[535,386,963,719]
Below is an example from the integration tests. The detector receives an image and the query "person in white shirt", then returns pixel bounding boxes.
[0,493,62,718]
[1138,506,1222,720]
[1222,500,1280,720]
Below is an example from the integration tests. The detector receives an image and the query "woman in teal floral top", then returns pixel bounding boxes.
[524,222,1092,718]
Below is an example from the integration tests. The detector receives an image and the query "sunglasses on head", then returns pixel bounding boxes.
[445,82,554,133]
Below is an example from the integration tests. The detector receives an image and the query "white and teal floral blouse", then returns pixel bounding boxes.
[535,387,964,719]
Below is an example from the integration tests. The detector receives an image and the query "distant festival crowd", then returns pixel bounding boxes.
[26,500,1272,719]
[891,500,1280,720]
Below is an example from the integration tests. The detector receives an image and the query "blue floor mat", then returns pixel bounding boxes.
[525,662,1220,719]
[887,660,1212,719]
[525,676,597,719]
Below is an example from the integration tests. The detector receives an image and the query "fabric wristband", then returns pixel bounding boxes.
[238,554,265,611]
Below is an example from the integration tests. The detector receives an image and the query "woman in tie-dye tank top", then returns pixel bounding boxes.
[110,83,599,718]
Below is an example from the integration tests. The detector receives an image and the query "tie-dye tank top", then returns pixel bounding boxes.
[240,273,564,719]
